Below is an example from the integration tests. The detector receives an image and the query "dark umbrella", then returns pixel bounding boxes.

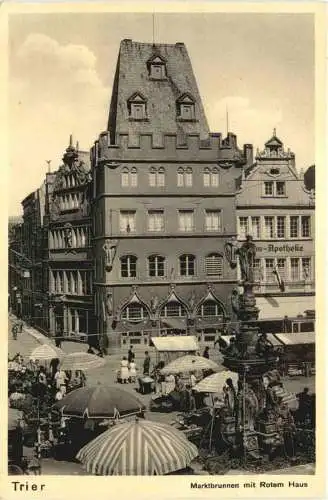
[52,385,145,419]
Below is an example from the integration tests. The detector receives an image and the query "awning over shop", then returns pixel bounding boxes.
[151,335,199,352]
[160,318,187,331]
[220,335,234,347]
[274,332,315,346]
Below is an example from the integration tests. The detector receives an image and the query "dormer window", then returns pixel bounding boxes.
[147,55,167,80]
[176,94,196,121]
[127,92,147,121]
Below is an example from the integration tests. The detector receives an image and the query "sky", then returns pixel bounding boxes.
[8,12,314,216]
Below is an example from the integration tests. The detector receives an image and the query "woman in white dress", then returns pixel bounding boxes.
[120,357,129,384]
[128,361,137,383]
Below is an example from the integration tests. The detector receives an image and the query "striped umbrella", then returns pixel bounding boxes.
[53,385,145,419]
[161,355,219,375]
[76,419,198,475]
[60,352,105,371]
[29,344,64,361]
[194,371,238,393]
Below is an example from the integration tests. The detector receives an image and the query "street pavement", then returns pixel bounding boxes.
[8,316,315,475]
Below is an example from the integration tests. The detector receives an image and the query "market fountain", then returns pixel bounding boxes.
[222,235,288,460]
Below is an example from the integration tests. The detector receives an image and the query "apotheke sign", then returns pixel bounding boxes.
[256,244,304,253]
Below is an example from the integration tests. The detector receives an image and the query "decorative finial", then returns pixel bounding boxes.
[273,128,276,137]
[76,141,79,151]
[69,134,73,148]
[46,160,52,173]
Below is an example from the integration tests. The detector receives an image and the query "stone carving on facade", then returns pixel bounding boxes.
[102,240,118,272]
[106,290,113,317]
[150,295,159,314]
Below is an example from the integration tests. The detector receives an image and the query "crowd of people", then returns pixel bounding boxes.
[8,353,87,413]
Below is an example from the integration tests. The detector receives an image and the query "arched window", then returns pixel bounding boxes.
[161,301,186,317]
[179,254,195,276]
[149,167,156,187]
[130,167,138,187]
[120,255,137,278]
[121,167,129,187]
[148,255,165,277]
[203,167,210,187]
[205,253,223,276]
[177,167,184,187]
[185,167,193,187]
[157,167,165,187]
[121,303,148,322]
[211,167,219,187]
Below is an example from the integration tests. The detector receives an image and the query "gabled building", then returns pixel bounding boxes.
[46,136,95,342]
[236,131,315,319]
[91,39,254,351]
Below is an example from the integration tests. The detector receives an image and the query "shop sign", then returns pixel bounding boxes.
[256,244,304,253]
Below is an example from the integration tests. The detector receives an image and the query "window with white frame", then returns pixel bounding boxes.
[253,259,262,282]
[205,253,223,276]
[120,211,136,233]
[185,167,193,187]
[276,216,286,239]
[264,216,274,239]
[205,210,221,232]
[179,254,195,276]
[148,255,165,277]
[178,210,194,232]
[176,94,196,121]
[149,167,156,187]
[147,210,164,232]
[239,217,248,238]
[301,216,311,237]
[150,64,165,79]
[290,216,299,238]
[121,303,147,322]
[177,168,184,187]
[121,167,138,187]
[161,301,185,317]
[203,168,210,187]
[290,258,300,281]
[251,217,260,239]
[127,93,147,120]
[211,168,219,187]
[200,300,223,317]
[203,167,219,187]
[265,258,275,282]
[149,167,165,187]
[120,255,137,278]
[276,181,286,196]
[263,181,286,197]
[264,181,274,196]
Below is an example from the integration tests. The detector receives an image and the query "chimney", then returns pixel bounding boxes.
[243,144,253,166]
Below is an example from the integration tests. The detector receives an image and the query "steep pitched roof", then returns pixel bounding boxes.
[107,40,210,142]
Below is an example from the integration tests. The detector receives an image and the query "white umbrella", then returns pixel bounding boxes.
[76,418,198,475]
[29,344,64,361]
[160,355,219,375]
[194,371,239,393]
[60,352,106,371]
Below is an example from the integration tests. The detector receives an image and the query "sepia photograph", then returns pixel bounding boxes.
[5,5,323,486]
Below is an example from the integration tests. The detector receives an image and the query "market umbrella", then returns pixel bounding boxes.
[161,355,220,375]
[76,418,198,475]
[194,371,239,393]
[29,344,64,361]
[60,352,105,371]
[52,385,145,419]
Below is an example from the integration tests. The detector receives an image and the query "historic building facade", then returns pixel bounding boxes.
[91,39,254,349]
[236,132,315,319]
[8,217,24,317]
[46,137,95,341]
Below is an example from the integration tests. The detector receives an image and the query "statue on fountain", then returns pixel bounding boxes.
[225,234,256,283]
